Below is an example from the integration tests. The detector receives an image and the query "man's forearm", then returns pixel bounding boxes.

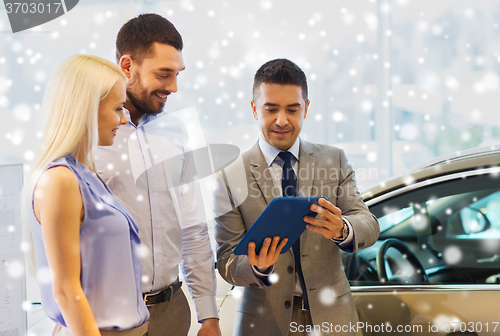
[181,223,218,321]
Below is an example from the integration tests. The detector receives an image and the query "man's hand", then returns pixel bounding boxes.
[198,318,221,336]
[248,236,288,270]
[304,198,344,240]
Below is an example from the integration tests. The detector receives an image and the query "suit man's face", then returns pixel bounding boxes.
[251,83,309,151]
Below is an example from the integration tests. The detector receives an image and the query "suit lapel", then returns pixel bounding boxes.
[249,142,278,205]
[297,139,315,197]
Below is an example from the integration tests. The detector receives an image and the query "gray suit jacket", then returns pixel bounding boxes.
[214,140,379,335]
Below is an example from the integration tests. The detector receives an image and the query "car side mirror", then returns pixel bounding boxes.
[448,207,491,236]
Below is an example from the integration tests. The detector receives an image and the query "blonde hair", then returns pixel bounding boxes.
[22,54,127,275]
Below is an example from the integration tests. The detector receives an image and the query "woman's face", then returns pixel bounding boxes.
[97,80,127,146]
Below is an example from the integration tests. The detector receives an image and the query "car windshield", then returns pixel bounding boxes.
[378,207,414,232]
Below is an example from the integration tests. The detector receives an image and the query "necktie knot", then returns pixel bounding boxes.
[278,151,293,166]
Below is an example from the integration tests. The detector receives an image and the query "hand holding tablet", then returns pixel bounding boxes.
[233,197,323,256]
[247,235,288,270]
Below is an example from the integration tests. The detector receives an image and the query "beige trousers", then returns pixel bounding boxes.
[52,321,149,336]
[52,289,190,336]
[145,288,191,336]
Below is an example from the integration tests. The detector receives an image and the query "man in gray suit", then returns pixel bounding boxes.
[214,59,379,335]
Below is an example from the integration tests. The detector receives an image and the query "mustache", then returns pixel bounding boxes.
[154,91,171,96]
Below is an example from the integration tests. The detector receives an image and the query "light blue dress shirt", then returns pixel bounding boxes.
[95,109,218,322]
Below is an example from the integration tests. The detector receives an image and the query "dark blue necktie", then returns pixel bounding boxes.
[278,151,309,310]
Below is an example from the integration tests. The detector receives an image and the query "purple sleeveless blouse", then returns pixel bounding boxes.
[29,154,149,330]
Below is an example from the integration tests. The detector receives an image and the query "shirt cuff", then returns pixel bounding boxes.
[193,295,219,323]
[251,264,275,276]
[331,217,354,251]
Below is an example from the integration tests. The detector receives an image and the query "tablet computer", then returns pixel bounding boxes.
[233,197,322,255]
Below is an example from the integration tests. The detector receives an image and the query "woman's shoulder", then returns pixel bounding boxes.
[37,165,80,196]
[39,154,84,186]
[33,165,83,224]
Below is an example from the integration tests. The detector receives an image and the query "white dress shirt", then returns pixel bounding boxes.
[95,109,217,322]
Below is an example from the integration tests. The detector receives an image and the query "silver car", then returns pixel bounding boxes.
[344,146,500,336]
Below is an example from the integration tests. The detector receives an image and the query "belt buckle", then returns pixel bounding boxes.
[143,288,164,306]
[143,279,179,306]
[143,286,174,306]
[301,299,307,311]
[143,292,154,306]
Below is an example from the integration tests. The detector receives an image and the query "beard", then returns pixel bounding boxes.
[127,75,167,116]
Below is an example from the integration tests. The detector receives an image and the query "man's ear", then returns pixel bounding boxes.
[303,99,310,119]
[119,55,133,79]
[251,100,258,120]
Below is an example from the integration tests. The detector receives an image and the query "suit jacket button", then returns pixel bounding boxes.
[287,266,293,274]
[285,300,291,308]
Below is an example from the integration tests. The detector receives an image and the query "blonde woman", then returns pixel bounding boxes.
[22,55,149,335]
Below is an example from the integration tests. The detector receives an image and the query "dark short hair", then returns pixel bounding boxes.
[253,58,308,101]
[116,13,183,63]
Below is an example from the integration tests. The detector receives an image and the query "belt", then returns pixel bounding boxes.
[143,278,182,306]
[293,295,309,311]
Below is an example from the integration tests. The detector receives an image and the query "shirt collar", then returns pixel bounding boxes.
[258,137,300,167]
[123,107,152,128]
